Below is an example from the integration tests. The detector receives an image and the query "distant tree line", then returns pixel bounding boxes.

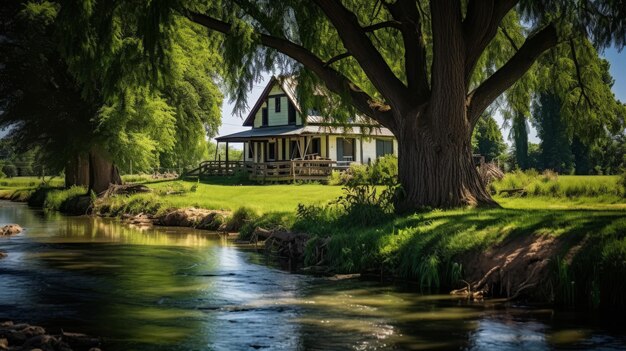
[472,98,625,175]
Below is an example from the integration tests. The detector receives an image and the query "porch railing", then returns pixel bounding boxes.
[246,159,348,181]
[187,159,354,182]
[186,160,245,177]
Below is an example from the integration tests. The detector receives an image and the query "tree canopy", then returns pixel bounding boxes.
[1,0,225,190]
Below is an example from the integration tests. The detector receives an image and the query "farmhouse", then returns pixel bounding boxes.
[204,76,397,181]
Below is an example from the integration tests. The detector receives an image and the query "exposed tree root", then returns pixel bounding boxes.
[252,227,310,261]
[451,234,562,302]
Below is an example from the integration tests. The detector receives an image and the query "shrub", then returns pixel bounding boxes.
[328,156,398,186]
[327,170,343,185]
[224,206,258,232]
[334,183,397,227]
[2,164,17,178]
[370,155,398,184]
[239,212,294,240]
[346,163,370,185]
[293,203,339,235]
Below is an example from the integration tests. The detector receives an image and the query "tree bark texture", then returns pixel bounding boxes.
[65,153,90,188]
[394,110,495,212]
[88,146,122,194]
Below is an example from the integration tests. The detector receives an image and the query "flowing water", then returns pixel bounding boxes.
[0,201,625,350]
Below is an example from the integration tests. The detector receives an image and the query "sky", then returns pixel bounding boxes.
[216,48,626,148]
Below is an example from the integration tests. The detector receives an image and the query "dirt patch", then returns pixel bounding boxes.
[153,208,230,231]
[455,233,567,301]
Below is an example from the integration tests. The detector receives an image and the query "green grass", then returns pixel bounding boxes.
[43,186,88,211]
[137,180,345,213]
[299,204,626,309]
[0,176,64,189]
[492,171,624,199]
[121,174,157,183]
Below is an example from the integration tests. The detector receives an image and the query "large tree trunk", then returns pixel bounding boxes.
[65,153,90,188]
[88,146,122,194]
[394,111,496,212]
[391,1,497,212]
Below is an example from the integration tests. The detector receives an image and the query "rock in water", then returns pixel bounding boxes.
[0,224,22,236]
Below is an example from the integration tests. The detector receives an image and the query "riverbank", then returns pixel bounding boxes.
[1,174,625,310]
[0,321,101,351]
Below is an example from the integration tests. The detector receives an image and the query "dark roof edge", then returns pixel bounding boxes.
[241,76,303,127]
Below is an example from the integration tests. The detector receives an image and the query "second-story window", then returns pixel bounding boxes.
[288,103,296,124]
[275,97,281,113]
[262,107,268,126]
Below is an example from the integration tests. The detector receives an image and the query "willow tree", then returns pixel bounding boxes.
[2,0,223,192]
[153,0,624,210]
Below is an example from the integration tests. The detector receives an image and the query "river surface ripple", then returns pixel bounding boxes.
[0,201,624,350]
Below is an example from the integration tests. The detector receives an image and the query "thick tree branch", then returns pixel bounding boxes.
[467,24,558,126]
[323,52,352,67]
[313,0,410,112]
[384,0,430,100]
[187,11,396,130]
[362,20,403,32]
[464,0,519,86]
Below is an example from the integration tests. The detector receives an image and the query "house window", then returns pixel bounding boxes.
[267,142,276,161]
[288,103,296,124]
[311,138,321,157]
[262,107,268,126]
[275,97,281,113]
[376,139,393,158]
[247,142,254,159]
[337,138,355,162]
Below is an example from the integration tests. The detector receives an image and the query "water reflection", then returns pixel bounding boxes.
[0,201,625,350]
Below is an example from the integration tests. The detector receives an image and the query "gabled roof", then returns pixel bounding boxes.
[242,76,301,127]
[215,124,394,142]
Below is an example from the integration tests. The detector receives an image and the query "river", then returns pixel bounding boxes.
[0,201,625,350]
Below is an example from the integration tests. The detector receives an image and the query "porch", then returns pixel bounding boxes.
[185,159,352,182]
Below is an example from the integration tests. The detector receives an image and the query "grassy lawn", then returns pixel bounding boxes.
[142,181,344,213]
[1,174,623,213]
[0,176,63,190]
[133,174,625,213]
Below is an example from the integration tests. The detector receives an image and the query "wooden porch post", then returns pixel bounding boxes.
[225,142,229,175]
[325,135,329,158]
[214,141,219,161]
[359,138,364,164]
